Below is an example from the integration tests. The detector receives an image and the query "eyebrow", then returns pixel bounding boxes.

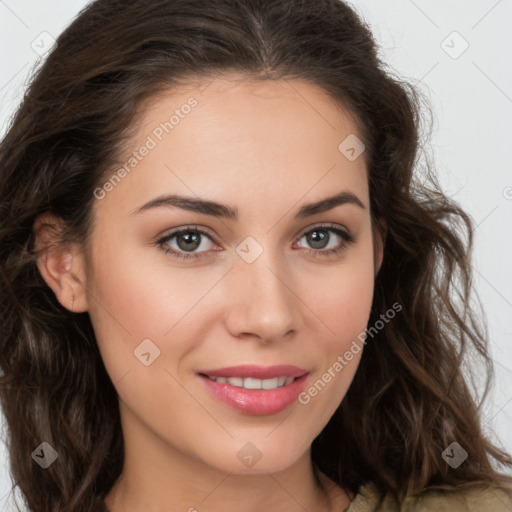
[131,190,365,220]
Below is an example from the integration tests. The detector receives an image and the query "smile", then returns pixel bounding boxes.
[197,366,310,416]
[204,375,296,389]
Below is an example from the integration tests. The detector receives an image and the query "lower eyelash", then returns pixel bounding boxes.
[157,225,355,261]
[160,245,204,260]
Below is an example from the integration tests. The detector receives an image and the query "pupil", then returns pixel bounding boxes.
[178,232,200,251]
[308,230,327,249]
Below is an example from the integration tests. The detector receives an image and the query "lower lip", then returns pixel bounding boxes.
[198,374,309,416]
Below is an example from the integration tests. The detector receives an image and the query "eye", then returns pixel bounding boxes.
[156,223,355,262]
[294,224,355,258]
[157,226,220,261]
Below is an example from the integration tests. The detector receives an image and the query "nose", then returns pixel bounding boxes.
[223,248,302,344]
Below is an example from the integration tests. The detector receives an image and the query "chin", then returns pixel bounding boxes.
[201,440,307,475]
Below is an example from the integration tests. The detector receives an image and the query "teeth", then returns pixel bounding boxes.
[227,377,243,387]
[261,377,279,389]
[244,377,263,389]
[208,375,297,389]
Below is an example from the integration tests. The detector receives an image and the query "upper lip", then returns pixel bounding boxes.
[197,365,309,379]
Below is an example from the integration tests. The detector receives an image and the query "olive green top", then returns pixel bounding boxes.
[344,480,512,511]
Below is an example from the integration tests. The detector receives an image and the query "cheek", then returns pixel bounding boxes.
[308,238,376,347]
[85,238,227,382]
[303,237,375,404]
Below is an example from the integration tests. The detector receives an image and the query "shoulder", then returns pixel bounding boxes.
[346,479,512,512]
[404,480,512,512]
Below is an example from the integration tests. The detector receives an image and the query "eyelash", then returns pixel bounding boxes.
[156,224,355,261]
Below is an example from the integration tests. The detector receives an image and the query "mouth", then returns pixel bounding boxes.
[199,374,298,390]
[196,365,310,416]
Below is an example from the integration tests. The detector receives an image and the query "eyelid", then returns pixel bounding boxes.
[293,221,350,240]
[158,224,220,243]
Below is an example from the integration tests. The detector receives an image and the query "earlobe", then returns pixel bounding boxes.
[32,213,89,313]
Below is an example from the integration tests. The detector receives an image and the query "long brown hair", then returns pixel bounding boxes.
[0,0,510,510]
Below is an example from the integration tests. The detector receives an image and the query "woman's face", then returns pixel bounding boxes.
[68,76,381,475]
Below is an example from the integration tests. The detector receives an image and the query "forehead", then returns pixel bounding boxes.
[136,74,362,147]
[95,75,369,218]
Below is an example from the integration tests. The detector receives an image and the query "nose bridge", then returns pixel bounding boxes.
[225,238,299,341]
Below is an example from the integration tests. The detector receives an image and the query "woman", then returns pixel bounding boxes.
[0,1,511,511]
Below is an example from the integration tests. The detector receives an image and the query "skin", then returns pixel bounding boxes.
[34,74,384,512]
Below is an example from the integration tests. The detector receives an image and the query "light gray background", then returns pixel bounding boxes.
[1,0,511,508]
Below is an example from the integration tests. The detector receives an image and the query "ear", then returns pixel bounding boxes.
[373,219,387,275]
[32,212,89,313]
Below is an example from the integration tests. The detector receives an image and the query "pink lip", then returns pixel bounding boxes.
[197,365,310,416]
[196,364,308,379]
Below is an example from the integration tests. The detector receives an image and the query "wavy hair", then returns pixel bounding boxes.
[0,0,511,510]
